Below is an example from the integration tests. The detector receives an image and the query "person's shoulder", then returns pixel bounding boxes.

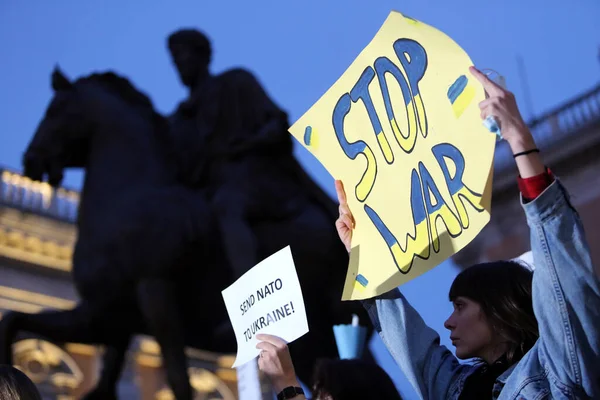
[168,97,196,117]
[218,68,260,85]
[220,67,256,77]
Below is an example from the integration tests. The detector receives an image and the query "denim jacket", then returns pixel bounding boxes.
[362,180,600,399]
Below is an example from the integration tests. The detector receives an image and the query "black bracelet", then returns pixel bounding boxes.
[513,148,539,158]
[277,386,305,400]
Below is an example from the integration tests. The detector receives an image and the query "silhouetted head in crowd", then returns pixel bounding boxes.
[311,358,402,400]
[0,365,42,400]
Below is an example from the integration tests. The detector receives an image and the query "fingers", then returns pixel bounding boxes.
[336,180,355,229]
[335,179,355,250]
[335,180,347,206]
[256,334,287,349]
[338,213,354,230]
[338,203,353,222]
[256,340,278,353]
[469,66,503,97]
[479,95,510,119]
[479,103,494,119]
[339,203,349,215]
[336,206,354,233]
[478,98,493,110]
[480,101,504,120]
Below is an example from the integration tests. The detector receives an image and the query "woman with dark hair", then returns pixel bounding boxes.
[447,261,538,366]
[335,67,600,399]
[256,333,402,399]
[0,365,42,400]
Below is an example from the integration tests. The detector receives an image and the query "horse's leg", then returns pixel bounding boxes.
[81,336,131,400]
[137,279,192,400]
[0,303,98,365]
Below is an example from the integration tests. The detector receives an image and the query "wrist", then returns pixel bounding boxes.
[273,376,300,393]
[506,133,536,154]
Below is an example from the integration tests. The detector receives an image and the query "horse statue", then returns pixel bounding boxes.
[0,68,372,400]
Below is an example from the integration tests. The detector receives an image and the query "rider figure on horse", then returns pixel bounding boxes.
[167,29,335,277]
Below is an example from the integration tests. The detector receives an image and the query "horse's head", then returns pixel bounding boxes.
[23,67,91,186]
[23,66,162,187]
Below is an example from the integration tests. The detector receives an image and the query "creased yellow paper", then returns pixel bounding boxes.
[290,11,496,300]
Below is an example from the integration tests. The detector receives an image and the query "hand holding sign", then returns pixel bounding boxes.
[221,246,308,367]
[335,180,355,253]
[256,334,301,393]
[470,67,529,147]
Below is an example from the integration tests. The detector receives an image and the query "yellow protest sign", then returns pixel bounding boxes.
[289,11,496,300]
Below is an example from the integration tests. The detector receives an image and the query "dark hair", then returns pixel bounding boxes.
[312,359,402,400]
[0,365,42,400]
[449,260,539,365]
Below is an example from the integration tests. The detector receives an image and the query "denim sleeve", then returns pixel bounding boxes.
[362,290,468,400]
[523,180,600,397]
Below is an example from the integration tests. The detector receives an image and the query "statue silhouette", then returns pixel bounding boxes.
[0,65,372,400]
[167,29,336,279]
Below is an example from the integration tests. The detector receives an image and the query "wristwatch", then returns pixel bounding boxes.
[277,386,305,399]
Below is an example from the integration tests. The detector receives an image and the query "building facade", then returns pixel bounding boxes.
[454,82,600,274]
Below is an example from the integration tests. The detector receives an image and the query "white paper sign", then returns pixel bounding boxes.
[236,359,262,400]
[221,246,309,367]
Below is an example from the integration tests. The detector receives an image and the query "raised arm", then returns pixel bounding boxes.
[224,69,291,156]
[473,67,600,397]
[335,181,468,399]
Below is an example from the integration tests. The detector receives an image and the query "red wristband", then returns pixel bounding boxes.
[517,168,554,201]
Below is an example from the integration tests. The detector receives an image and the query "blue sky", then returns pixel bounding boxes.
[1,1,598,398]
[1,1,598,194]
